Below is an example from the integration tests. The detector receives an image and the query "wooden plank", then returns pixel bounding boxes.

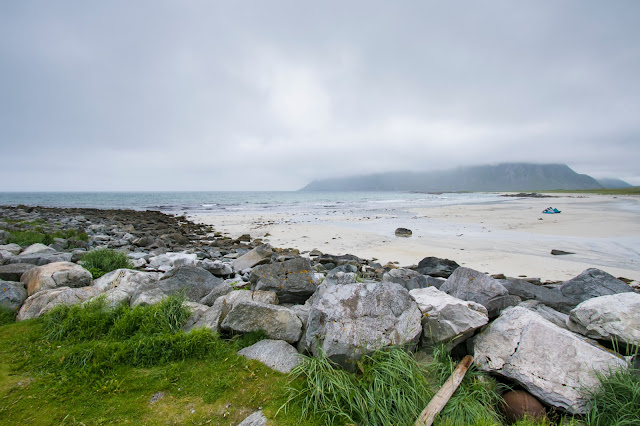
[414,355,474,426]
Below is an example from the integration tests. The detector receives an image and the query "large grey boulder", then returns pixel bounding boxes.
[415,256,460,278]
[251,258,318,304]
[198,259,233,277]
[316,253,362,267]
[17,286,103,320]
[473,306,626,414]
[501,278,579,314]
[409,287,488,350]
[559,268,634,303]
[21,262,93,296]
[232,244,273,272]
[440,267,509,316]
[130,288,167,307]
[383,268,428,291]
[484,295,522,318]
[567,293,640,344]
[198,281,234,306]
[238,339,302,373]
[424,276,446,289]
[221,301,302,343]
[148,266,223,303]
[323,265,358,286]
[0,244,22,255]
[518,300,570,330]
[0,250,13,265]
[306,282,422,370]
[20,243,55,256]
[98,288,133,308]
[93,269,161,292]
[188,290,278,332]
[0,280,27,312]
[0,263,37,282]
[147,252,198,272]
[92,269,162,307]
[8,252,73,266]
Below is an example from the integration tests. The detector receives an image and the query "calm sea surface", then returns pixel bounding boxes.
[0,191,504,218]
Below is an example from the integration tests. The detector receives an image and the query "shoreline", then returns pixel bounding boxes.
[192,193,640,282]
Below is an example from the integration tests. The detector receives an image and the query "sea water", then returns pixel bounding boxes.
[0,191,505,221]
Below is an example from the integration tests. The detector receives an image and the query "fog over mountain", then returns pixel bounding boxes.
[301,163,607,192]
[596,178,632,189]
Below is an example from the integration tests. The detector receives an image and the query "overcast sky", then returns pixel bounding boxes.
[1,1,639,190]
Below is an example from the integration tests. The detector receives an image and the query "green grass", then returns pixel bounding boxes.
[428,346,504,425]
[0,295,324,425]
[232,330,271,350]
[5,229,55,246]
[81,248,134,278]
[585,366,640,425]
[3,227,88,247]
[282,345,504,426]
[512,415,583,425]
[544,187,640,195]
[1,294,632,425]
[0,307,17,326]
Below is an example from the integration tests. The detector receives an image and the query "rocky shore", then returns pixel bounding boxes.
[1,205,639,419]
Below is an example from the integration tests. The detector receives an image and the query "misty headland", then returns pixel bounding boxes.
[300,163,632,192]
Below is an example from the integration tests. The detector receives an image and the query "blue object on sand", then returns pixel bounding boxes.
[542,207,562,214]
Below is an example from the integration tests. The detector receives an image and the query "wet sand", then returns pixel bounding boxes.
[193,194,640,282]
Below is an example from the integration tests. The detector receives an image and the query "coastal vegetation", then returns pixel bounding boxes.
[80,248,134,278]
[584,365,640,425]
[3,227,88,247]
[2,298,635,425]
[282,345,504,425]
[1,205,638,425]
[546,187,640,196]
[0,296,320,425]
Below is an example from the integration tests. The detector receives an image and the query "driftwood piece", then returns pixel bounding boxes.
[414,355,474,426]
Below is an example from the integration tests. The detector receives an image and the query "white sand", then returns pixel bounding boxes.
[192,194,640,282]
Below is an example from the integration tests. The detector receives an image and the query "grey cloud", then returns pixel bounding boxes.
[1,1,639,190]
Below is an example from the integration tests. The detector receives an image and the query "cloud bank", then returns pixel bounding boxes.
[1,1,639,190]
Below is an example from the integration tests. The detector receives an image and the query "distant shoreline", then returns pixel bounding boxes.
[194,193,640,282]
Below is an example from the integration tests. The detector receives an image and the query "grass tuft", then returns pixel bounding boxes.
[0,307,17,326]
[428,346,504,425]
[44,295,191,343]
[5,227,88,247]
[585,365,640,426]
[80,248,134,278]
[5,229,53,246]
[41,295,215,371]
[282,346,503,426]
[232,330,270,350]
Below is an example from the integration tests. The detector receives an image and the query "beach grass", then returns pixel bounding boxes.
[0,295,324,425]
[282,345,504,426]
[4,227,89,247]
[0,307,17,326]
[584,365,640,425]
[1,294,635,425]
[80,248,134,278]
[544,187,640,195]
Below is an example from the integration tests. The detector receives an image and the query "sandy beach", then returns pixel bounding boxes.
[193,194,640,282]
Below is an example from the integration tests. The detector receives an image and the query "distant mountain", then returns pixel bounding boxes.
[300,163,605,192]
[596,178,632,189]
